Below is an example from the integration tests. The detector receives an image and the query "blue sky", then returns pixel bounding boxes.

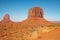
[0,0,60,22]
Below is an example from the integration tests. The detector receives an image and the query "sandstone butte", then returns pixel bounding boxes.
[0,7,60,40]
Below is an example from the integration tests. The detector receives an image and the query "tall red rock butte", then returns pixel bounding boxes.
[21,7,50,25]
[28,7,43,18]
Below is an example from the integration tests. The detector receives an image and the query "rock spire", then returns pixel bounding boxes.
[28,7,43,18]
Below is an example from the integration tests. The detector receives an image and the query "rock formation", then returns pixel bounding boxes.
[21,7,50,25]
[4,14,10,20]
[28,7,43,18]
[1,14,13,23]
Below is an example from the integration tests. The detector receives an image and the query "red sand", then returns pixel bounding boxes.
[39,28,60,40]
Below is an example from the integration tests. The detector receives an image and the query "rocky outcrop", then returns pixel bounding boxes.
[1,14,13,23]
[28,7,43,18]
[21,7,50,25]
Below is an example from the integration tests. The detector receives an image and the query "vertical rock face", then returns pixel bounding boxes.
[28,7,43,18]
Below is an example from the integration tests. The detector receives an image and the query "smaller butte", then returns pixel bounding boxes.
[1,14,13,23]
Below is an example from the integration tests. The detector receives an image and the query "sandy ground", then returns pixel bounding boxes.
[38,28,60,40]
